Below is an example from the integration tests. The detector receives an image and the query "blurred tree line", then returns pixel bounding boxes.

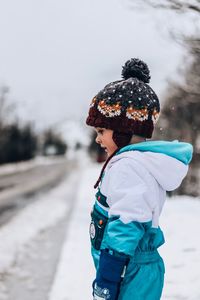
[0,86,67,165]
[41,129,67,156]
[155,38,200,196]
[0,122,37,164]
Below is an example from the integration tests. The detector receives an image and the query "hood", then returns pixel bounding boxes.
[108,140,193,191]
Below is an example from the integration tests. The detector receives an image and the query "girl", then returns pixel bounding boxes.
[86,58,193,300]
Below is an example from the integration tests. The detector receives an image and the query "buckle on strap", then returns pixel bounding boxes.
[133,250,161,264]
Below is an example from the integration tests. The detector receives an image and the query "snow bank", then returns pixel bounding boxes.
[48,163,98,300]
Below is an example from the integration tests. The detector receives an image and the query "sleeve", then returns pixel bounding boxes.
[102,158,150,256]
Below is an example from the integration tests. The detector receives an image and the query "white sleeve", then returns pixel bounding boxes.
[104,158,152,224]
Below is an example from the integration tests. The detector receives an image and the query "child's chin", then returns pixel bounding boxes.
[106,151,112,157]
[104,149,110,156]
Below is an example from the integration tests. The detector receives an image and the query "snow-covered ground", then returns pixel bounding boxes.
[159,197,200,299]
[0,158,200,299]
[49,162,200,300]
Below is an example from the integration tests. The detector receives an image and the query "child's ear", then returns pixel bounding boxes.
[112,131,133,148]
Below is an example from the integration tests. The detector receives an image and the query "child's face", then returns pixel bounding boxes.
[94,127,118,157]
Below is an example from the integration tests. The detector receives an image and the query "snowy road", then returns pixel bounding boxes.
[0,157,70,205]
[0,162,80,300]
[0,157,73,226]
[0,157,200,300]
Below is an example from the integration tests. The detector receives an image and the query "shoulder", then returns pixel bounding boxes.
[101,154,147,196]
[106,152,148,180]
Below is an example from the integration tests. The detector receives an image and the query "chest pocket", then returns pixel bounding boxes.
[95,189,109,208]
[90,206,108,250]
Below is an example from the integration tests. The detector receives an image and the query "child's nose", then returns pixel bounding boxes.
[95,136,101,144]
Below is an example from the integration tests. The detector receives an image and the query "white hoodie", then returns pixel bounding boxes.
[100,151,189,228]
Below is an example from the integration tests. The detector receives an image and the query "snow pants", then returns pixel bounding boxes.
[118,250,165,300]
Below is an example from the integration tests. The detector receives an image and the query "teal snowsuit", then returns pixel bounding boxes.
[90,141,193,300]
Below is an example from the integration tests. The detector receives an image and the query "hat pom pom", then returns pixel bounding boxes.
[122,58,151,83]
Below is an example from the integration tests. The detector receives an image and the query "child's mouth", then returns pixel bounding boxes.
[101,146,107,152]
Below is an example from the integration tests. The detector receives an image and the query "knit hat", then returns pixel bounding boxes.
[86,58,160,143]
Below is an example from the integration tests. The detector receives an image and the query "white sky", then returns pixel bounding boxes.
[0,0,197,131]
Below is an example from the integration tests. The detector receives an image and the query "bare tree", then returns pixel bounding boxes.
[131,0,200,14]
[0,85,16,128]
[128,0,200,196]
[155,37,200,196]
